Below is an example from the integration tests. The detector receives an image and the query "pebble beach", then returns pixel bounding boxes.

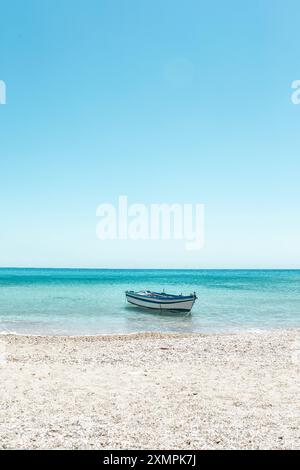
[1,329,300,449]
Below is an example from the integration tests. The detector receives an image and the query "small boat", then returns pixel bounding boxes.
[125,290,197,312]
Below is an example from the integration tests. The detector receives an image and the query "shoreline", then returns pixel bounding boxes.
[1,325,300,340]
[1,328,300,449]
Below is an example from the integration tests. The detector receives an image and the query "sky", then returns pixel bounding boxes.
[0,0,299,268]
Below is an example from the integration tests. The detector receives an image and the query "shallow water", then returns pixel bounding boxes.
[0,269,299,335]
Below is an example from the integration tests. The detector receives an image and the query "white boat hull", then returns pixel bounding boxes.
[126,293,196,312]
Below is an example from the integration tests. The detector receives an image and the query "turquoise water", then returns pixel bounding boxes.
[0,269,299,335]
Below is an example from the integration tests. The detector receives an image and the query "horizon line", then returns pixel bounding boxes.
[0,267,300,271]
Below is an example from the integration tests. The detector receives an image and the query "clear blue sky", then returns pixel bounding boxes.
[0,0,299,268]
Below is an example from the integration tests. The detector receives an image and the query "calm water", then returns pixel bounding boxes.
[0,269,299,335]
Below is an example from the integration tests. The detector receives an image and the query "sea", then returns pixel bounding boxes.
[0,268,299,335]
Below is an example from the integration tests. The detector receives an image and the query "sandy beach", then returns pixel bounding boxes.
[0,329,300,449]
